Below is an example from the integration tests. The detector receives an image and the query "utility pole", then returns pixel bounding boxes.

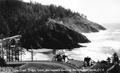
[0,34,4,59]
[29,49,34,61]
[31,50,33,61]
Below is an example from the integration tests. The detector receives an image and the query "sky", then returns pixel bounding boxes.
[23,0,120,24]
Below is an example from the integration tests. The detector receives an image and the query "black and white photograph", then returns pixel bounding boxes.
[0,0,120,73]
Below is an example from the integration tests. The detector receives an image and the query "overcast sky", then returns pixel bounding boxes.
[24,0,120,24]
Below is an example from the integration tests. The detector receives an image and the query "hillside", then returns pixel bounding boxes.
[62,17,106,33]
[0,0,107,50]
[0,0,105,37]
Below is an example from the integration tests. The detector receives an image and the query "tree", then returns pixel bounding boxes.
[112,53,119,64]
[107,57,111,64]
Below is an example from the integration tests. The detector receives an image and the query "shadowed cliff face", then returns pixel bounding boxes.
[20,20,90,49]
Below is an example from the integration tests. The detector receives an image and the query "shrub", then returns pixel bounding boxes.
[0,57,6,67]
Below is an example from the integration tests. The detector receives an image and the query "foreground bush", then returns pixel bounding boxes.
[0,57,6,67]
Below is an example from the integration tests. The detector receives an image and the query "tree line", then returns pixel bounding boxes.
[0,0,87,37]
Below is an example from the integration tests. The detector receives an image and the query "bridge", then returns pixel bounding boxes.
[0,35,22,62]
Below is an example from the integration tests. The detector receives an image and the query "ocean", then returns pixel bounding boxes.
[67,23,120,61]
